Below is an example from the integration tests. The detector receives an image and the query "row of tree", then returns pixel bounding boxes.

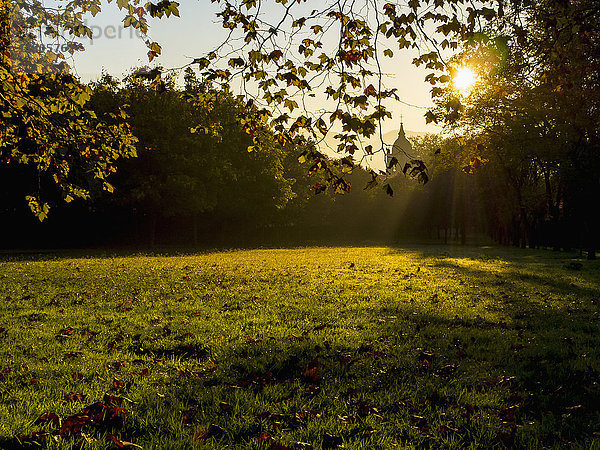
[428,0,600,258]
[0,66,485,249]
[1,0,598,255]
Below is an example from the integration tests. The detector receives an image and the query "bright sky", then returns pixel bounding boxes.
[62,1,442,136]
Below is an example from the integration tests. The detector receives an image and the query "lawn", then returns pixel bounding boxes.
[0,246,599,449]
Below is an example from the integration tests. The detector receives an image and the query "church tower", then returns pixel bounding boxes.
[385,119,413,169]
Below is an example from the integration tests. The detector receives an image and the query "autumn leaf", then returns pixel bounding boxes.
[302,357,320,382]
[64,393,85,402]
[194,424,225,441]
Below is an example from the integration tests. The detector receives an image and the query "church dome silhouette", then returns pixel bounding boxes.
[385,121,412,169]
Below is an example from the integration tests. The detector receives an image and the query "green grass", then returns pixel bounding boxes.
[0,245,599,449]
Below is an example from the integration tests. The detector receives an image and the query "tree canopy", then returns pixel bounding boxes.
[1,0,599,257]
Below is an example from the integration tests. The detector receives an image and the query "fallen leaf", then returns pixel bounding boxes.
[36,412,61,428]
[64,393,85,402]
[194,424,225,441]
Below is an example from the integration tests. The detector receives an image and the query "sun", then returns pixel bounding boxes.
[453,67,477,93]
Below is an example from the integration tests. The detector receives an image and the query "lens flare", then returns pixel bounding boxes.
[453,67,476,93]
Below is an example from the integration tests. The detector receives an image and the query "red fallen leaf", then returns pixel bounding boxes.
[59,414,90,435]
[313,324,328,331]
[139,368,150,376]
[64,393,85,402]
[194,424,225,441]
[108,434,126,448]
[107,434,140,448]
[106,406,129,419]
[64,352,80,359]
[256,432,273,442]
[29,378,39,384]
[72,372,83,380]
[36,412,61,428]
[110,379,125,391]
[303,358,320,382]
[83,404,128,428]
[113,361,128,370]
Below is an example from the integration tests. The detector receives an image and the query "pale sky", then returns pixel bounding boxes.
[61,1,442,138]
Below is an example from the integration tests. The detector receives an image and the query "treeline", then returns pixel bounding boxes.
[0,69,488,250]
[0,70,419,249]
[1,69,596,254]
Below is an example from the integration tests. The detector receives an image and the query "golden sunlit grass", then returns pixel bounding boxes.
[453,67,477,94]
[0,246,599,448]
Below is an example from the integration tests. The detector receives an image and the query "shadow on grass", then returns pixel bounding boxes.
[3,246,600,448]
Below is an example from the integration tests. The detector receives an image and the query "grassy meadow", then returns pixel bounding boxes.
[0,246,599,449]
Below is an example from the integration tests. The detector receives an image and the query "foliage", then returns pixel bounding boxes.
[1,0,509,208]
[0,0,138,220]
[428,0,600,255]
[89,70,297,243]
